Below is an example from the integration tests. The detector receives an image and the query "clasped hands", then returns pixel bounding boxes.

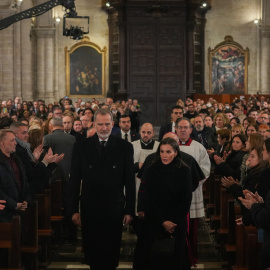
[162,221,177,234]
[235,190,263,226]
[238,189,263,209]
[221,176,240,188]
[16,201,28,211]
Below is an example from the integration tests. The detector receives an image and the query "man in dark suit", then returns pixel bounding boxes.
[0,130,31,223]
[192,115,217,149]
[43,117,76,243]
[158,105,184,141]
[69,109,135,270]
[115,114,140,142]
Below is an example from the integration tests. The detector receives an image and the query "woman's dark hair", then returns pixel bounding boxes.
[264,138,270,153]
[249,147,268,174]
[216,129,231,141]
[83,108,94,115]
[230,117,240,125]
[249,133,264,150]
[0,117,13,129]
[152,137,184,167]
[77,109,84,115]
[231,133,247,147]
[243,116,256,126]
[245,123,258,137]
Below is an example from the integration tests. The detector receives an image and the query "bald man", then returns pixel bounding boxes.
[132,123,159,270]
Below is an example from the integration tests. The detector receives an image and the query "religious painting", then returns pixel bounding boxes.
[65,36,107,98]
[208,36,249,94]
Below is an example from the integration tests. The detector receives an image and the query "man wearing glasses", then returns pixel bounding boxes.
[158,105,183,141]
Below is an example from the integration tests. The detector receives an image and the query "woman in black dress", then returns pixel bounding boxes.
[144,137,192,270]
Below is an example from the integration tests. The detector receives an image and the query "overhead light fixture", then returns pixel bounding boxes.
[202,2,207,7]
[17,0,23,6]
[106,2,110,7]
[254,19,259,24]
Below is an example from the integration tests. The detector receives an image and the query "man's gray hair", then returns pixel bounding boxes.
[175,117,192,128]
[50,117,63,127]
[94,109,113,122]
[10,121,28,131]
[0,129,15,142]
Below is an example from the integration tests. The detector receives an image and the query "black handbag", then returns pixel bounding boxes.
[151,235,175,256]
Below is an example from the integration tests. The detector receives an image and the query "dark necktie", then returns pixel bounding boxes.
[100,141,106,147]
[124,134,128,141]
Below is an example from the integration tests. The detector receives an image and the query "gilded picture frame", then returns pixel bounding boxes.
[208,36,249,94]
[65,36,107,98]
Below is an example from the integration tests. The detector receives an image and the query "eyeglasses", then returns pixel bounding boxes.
[173,112,183,115]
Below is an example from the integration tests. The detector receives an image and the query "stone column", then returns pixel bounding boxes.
[36,30,46,99]
[21,0,34,101]
[260,28,270,94]
[0,10,16,100]
[45,31,55,102]
[260,0,270,94]
[34,28,55,101]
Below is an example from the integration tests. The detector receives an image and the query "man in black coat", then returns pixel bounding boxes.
[158,105,184,141]
[191,115,217,149]
[0,130,31,223]
[10,121,58,196]
[69,109,135,270]
[115,114,140,142]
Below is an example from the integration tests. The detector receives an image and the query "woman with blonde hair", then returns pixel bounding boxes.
[231,124,245,137]
[28,129,44,152]
[213,113,229,131]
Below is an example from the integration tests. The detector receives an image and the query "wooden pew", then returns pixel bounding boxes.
[225,205,244,269]
[210,174,222,230]
[241,226,261,270]
[217,188,234,244]
[36,189,54,267]
[21,201,39,270]
[205,169,216,217]
[50,180,64,247]
[0,215,21,270]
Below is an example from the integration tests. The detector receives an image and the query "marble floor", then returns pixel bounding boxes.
[47,219,223,270]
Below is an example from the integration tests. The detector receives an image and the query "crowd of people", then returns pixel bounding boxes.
[0,94,270,270]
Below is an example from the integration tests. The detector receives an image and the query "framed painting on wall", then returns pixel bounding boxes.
[208,36,249,94]
[65,36,107,98]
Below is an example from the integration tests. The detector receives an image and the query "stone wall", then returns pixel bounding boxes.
[0,0,269,102]
[53,0,109,102]
[0,0,108,103]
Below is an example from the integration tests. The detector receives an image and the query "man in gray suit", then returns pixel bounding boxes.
[43,117,76,243]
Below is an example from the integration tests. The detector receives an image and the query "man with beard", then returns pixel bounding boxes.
[69,109,135,270]
[192,115,217,149]
[116,115,140,142]
[132,123,159,270]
